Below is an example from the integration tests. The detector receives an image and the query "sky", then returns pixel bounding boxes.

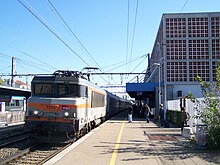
[1,0,220,89]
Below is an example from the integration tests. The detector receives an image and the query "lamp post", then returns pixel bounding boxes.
[153,63,161,106]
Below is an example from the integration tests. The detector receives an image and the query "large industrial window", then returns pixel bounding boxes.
[212,39,220,59]
[211,17,220,37]
[188,17,208,38]
[189,40,209,60]
[167,62,187,82]
[91,91,105,108]
[166,40,186,60]
[189,61,210,81]
[166,18,186,38]
[212,61,218,81]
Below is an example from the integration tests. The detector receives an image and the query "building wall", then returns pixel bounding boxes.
[147,12,220,104]
[171,84,203,98]
[163,12,220,83]
[3,79,30,89]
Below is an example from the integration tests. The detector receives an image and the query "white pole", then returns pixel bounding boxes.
[153,63,161,106]
[158,64,161,106]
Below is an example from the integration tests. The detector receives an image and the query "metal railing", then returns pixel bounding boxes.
[0,111,25,125]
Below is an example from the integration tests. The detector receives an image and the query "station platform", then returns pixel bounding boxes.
[0,122,24,134]
[44,111,220,165]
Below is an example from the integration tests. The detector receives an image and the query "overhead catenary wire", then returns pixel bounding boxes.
[104,55,146,73]
[14,0,147,91]
[125,0,130,73]
[16,57,53,73]
[16,59,30,74]
[102,55,146,85]
[129,54,146,73]
[85,55,145,85]
[47,0,109,85]
[0,52,11,59]
[0,26,58,74]
[128,0,139,73]
[138,1,190,84]
[180,0,189,14]
[0,51,56,75]
[17,0,90,66]
[47,0,104,72]
[128,60,163,83]
[18,50,57,70]
[19,0,108,84]
[0,65,11,72]
[128,68,148,83]
[103,54,145,70]
[142,0,189,84]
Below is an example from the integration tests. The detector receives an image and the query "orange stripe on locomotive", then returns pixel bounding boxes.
[27,102,91,112]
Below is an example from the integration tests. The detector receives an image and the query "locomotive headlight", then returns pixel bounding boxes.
[32,110,43,116]
[58,110,74,118]
[33,110,39,115]
[64,111,69,117]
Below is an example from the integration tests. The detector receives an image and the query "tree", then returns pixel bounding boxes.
[0,77,4,85]
[188,61,220,150]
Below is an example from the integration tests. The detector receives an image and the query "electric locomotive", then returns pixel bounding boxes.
[25,70,130,142]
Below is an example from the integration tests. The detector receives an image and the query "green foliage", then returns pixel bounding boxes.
[216,61,220,89]
[167,110,182,127]
[0,77,3,85]
[187,61,220,150]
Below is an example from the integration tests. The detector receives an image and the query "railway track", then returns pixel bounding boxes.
[0,125,75,164]
[0,120,100,164]
[0,130,31,148]
[0,131,34,164]
[0,125,71,164]
[2,143,71,165]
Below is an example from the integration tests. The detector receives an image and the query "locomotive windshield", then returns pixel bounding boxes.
[32,83,88,98]
[34,83,52,95]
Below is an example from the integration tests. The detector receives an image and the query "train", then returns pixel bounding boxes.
[24,70,131,142]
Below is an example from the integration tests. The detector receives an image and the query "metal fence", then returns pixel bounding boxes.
[167,98,205,133]
[0,111,25,125]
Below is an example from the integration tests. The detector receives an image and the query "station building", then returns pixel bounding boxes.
[147,12,220,108]
[127,12,220,110]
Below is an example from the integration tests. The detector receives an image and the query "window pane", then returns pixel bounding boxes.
[34,84,52,95]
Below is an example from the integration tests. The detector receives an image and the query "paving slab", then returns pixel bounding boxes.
[44,111,220,165]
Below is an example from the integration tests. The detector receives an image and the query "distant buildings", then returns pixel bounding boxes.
[3,79,30,90]
[145,12,220,107]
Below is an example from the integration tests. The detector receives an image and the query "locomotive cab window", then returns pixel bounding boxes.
[58,84,77,97]
[32,82,88,98]
[58,84,88,97]
[33,83,52,96]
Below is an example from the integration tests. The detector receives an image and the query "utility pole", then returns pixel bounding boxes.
[11,57,16,87]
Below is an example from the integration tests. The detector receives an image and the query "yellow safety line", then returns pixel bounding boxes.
[109,121,125,165]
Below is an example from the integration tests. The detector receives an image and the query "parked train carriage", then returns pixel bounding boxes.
[106,91,130,118]
[118,96,131,112]
[25,71,107,142]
